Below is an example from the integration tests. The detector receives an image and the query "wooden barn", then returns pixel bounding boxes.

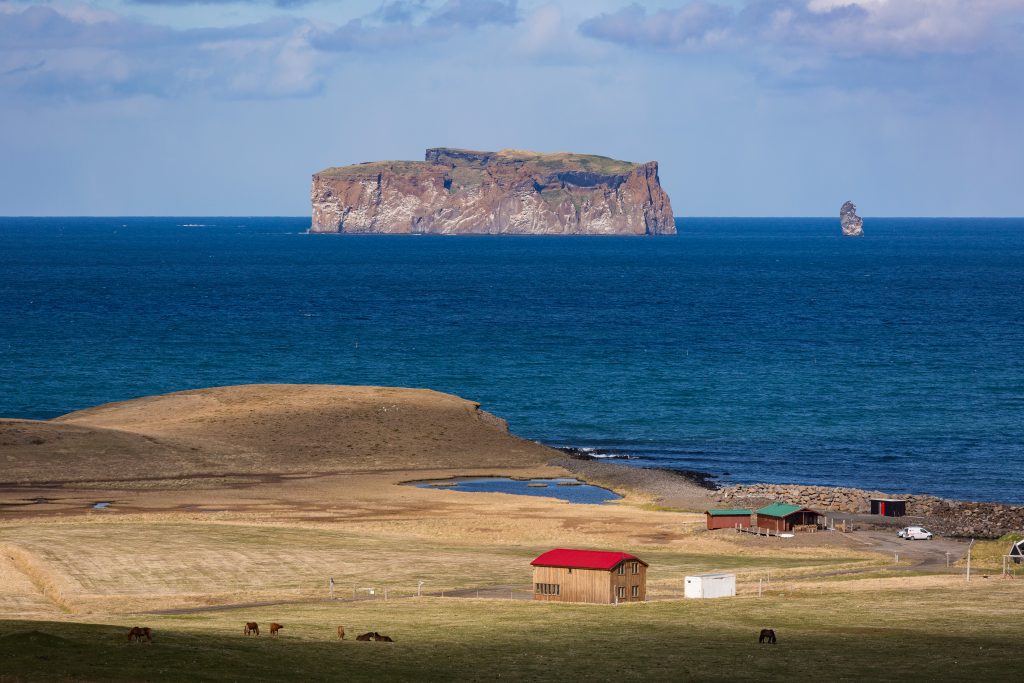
[705,509,752,530]
[531,548,647,604]
[755,503,821,532]
[869,498,907,517]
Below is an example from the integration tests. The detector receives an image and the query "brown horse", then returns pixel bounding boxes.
[127,626,152,642]
[759,629,777,644]
[337,625,346,640]
[356,631,393,642]
[269,623,283,636]
[244,622,260,636]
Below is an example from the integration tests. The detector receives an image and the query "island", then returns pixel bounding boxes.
[310,147,676,235]
[841,200,864,237]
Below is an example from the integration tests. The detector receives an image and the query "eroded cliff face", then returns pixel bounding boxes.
[311,148,676,235]
[840,201,864,237]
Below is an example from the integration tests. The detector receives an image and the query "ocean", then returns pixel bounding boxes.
[1,217,1022,503]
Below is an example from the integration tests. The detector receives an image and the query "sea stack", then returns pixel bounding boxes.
[310,148,675,235]
[840,201,864,237]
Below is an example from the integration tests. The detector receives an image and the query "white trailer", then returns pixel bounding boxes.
[684,573,736,599]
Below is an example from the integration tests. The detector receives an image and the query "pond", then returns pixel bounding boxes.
[411,477,621,504]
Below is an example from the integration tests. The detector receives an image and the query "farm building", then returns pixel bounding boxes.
[869,498,907,517]
[705,509,752,530]
[684,573,736,599]
[1011,539,1024,565]
[531,548,647,604]
[755,503,821,532]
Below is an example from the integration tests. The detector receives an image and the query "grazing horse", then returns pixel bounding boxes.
[337,625,346,640]
[758,629,777,644]
[356,632,393,642]
[269,623,283,636]
[244,622,260,636]
[127,627,152,642]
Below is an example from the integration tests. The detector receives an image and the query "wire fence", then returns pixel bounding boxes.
[326,583,535,603]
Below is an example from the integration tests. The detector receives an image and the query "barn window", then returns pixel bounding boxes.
[631,585,639,598]
[617,564,625,575]
[536,583,560,596]
[616,586,626,598]
[631,561,639,574]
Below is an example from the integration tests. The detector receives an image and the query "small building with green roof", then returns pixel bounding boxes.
[755,503,821,532]
[704,508,753,530]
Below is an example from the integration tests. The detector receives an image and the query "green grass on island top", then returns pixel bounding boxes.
[2,585,1023,683]
[315,149,640,178]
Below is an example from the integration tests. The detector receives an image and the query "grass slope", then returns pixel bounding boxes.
[2,584,1022,682]
[1,385,555,484]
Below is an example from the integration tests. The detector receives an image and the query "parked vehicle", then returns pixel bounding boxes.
[897,526,933,540]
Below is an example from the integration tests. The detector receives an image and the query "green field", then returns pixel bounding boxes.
[2,583,1022,682]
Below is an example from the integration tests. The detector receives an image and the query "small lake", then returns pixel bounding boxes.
[412,478,621,504]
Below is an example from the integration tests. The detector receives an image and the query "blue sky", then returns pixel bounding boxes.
[1,0,1022,216]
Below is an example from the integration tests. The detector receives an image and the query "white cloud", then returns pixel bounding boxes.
[0,0,522,101]
[581,0,1024,57]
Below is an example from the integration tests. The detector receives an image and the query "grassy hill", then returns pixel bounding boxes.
[0,384,556,485]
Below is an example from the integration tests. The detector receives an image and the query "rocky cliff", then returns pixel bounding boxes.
[310,148,676,235]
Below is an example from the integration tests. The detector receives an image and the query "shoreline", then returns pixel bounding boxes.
[553,445,1024,506]
[553,449,1024,540]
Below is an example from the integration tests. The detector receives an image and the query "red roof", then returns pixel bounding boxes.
[530,548,646,571]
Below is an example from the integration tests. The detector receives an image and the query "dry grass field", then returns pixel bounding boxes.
[0,385,1017,681]
[0,510,879,615]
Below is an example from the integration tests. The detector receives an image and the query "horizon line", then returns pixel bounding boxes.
[2,215,1023,221]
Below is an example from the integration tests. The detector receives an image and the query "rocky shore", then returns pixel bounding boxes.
[555,451,1024,539]
[717,483,1024,539]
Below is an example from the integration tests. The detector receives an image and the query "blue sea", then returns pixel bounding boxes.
[1,217,1022,503]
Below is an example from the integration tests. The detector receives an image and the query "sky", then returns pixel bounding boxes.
[1,0,1022,217]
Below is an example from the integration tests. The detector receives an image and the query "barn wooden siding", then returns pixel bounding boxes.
[706,513,751,530]
[755,513,788,532]
[532,562,646,603]
[610,561,647,602]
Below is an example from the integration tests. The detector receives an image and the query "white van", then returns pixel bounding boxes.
[897,526,934,540]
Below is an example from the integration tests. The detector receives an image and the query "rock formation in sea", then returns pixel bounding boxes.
[840,201,864,237]
[310,148,676,235]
